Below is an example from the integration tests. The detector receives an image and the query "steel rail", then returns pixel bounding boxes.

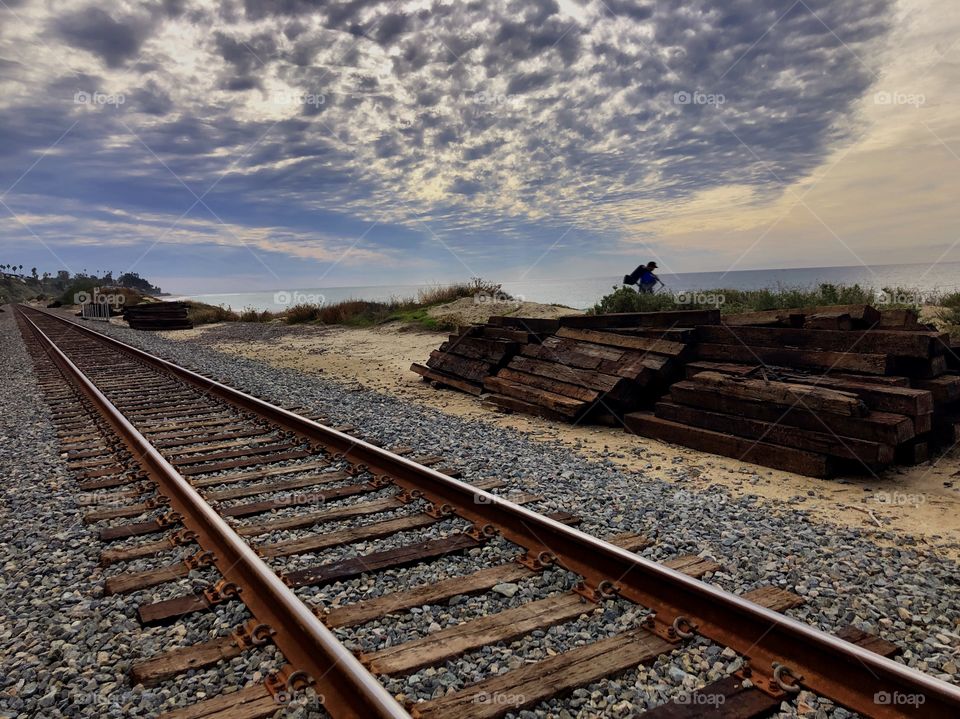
[23,306,960,718]
[16,307,410,719]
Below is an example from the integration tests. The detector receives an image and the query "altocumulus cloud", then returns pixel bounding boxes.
[0,0,892,285]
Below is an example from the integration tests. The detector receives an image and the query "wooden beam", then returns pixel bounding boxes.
[487,316,560,333]
[804,312,853,331]
[362,592,592,675]
[624,412,834,478]
[556,327,688,356]
[913,375,960,403]
[697,324,940,359]
[495,368,601,402]
[258,513,439,558]
[723,309,804,327]
[778,374,934,416]
[412,628,673,719]
[505,356,624,392]
[325,563,536,629]
[411,584,801,719]
[685,361,761,378]
[410,363,483,395]
[668,383,914,445]
[558,309,720,329]
[655,401,894,464]
[696,342,893,375]
[482,377,586,416]
[689,371,868,416]
[877,308,920,330]
[483,394,572,421]
[642,624,900,719]
[426,351,494,383]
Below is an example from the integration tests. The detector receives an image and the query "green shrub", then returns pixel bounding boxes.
[589,282,925,316]
[59,279,99,305]
[936,292,960,329]
[588,286,679,314]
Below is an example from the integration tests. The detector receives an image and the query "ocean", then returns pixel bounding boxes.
[177,261,960,312]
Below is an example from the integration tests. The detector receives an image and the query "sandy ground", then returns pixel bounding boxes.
[426,297,583,326]
[162,319,960,558]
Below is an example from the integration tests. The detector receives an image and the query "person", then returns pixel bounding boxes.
[638,261,660,293]
[624,261,661,293]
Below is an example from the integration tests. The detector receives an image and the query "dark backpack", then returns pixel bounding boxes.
[623,264,646,285]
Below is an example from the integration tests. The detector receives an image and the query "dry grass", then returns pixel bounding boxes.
[285,303,325,323]
[187,302,239,325]
[239,307,279,322]
[284,278,509,327]
[416,278,510,305]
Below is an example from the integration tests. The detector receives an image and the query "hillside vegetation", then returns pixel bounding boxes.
[0,268,162,306]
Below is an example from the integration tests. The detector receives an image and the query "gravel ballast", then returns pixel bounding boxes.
[0,310,301,718]
[3,309,958,718]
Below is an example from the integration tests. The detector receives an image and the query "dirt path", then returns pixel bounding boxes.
[163,321,960,558]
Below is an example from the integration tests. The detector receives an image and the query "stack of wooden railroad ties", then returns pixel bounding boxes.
[412,309,715,421]
[122,301,193,331]
[413,304,960,478]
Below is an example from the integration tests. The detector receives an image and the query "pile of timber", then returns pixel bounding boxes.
[481,310,719,421]
[697,305,947,377]
[409,317,550,395]
[123,302,193,331]
[625,305,960,477]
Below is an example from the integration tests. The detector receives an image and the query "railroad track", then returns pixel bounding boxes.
[14,304,960,719]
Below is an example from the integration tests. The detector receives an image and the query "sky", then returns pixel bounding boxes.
[0,0,958,294]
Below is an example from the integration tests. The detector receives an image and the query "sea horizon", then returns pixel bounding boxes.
[173,260,960,312]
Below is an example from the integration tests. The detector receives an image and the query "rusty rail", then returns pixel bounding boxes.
[17,307,409,719]
[20,305,960,718]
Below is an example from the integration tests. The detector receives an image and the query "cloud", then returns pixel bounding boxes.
[54,6,157,68]
[10,0,951,292]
